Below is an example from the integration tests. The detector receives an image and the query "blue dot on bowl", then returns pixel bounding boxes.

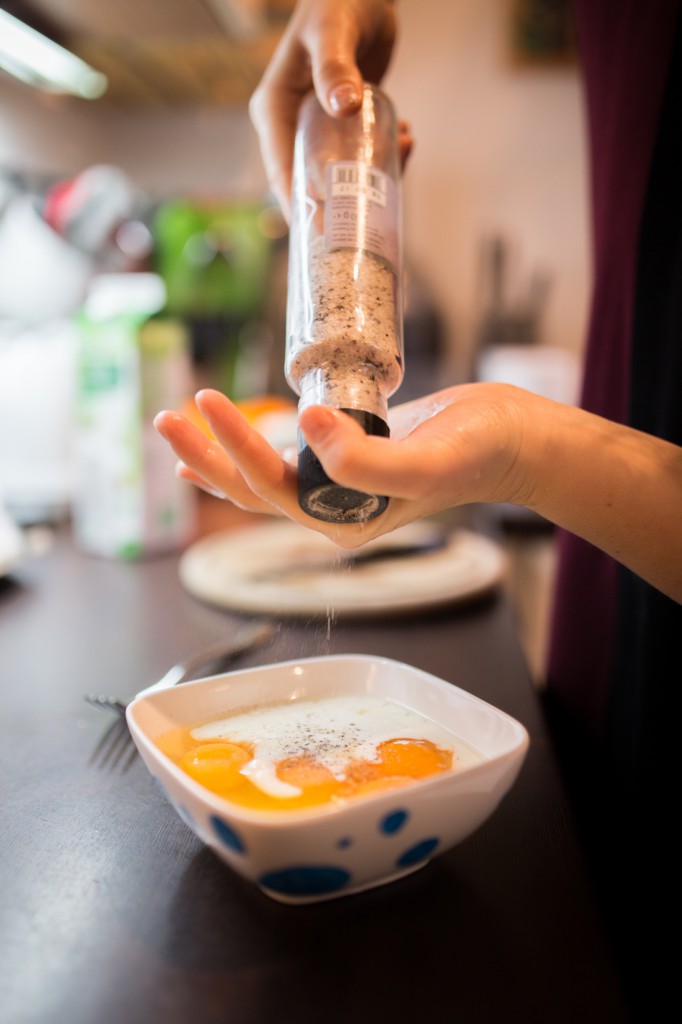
[380,809,409,835]
[210,814,246,854]
[259,865,351,897]
[337,836,353,849]
[396,837,440,868]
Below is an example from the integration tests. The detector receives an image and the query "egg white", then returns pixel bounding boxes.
[190,695,482,799]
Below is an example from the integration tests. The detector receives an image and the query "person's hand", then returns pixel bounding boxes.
[153,383,534,547]
[154,383,682,598]
[249,0,409,217]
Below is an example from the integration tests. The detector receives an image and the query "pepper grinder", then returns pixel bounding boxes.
[285,84,404,523]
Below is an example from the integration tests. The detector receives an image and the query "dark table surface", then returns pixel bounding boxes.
[0,520,631,1024]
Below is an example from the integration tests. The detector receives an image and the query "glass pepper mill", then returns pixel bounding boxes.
[285,84,404,523]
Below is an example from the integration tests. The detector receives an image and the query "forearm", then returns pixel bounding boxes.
[522,399,682,602]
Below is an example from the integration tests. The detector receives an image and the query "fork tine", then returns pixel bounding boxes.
[103,723,134,771]
[89,718,119,765]
[90,717,137,771]
[118,739,140,773]
[86,622,276,772]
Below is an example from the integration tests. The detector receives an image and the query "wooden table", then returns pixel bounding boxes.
[0,521,630,1023]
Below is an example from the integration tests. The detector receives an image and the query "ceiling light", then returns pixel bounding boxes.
[0,9,107,99]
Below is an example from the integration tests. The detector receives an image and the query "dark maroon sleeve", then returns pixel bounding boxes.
[546,0,680,738]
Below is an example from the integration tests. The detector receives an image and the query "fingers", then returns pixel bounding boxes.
[249,72,305,219]
[248,3,363,218]
[193,390,303,518]
[303,11,363,117]
[398,119,414,169]
[249,56,303,219]
[176,461,216,492]
[153,408,275,515]
[174,463,230,501]
[249,1,397,214]
[304,1,398,116]
[155,388,441,545]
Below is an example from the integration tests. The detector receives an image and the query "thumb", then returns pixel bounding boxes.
[296,401,360,446]
[305,19,364,116]
[299,405,433,501]
[299,405,393,494]
[299,406,366,460]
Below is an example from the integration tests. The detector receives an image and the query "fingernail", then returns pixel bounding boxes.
[329,83,361,113]
[153,411,171,434]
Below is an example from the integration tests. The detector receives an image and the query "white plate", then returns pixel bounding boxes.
[178,519,506,618]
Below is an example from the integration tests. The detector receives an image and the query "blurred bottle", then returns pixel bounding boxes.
[72,273,195,558]
[43,164,138,259]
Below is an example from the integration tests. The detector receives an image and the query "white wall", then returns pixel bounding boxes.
[0,0,591,378]
[384,0,591,377]
[86,106,269,202]
[0,78,106,180]
[0,75,267,198]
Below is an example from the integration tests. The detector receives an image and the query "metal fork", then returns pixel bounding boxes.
[85,621,275,717]
[89,716,140,772]
[86,620,275,770]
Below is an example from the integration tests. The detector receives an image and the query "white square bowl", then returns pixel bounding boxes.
[126,653,529,904]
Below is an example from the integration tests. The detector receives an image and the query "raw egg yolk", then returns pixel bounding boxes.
[276,754,338,790]
[338,739,452,799]
[180,742,251,796]
[375,738,453,778]
[276,756,342,807]
[220,755,343,811]
[166,731,454,810]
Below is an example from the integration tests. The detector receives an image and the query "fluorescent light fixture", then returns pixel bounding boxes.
[0,9,107,99]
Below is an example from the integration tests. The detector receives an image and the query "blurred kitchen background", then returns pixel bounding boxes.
[0,0,589,679]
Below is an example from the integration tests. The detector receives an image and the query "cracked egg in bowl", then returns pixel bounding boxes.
[126,654,529,904]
